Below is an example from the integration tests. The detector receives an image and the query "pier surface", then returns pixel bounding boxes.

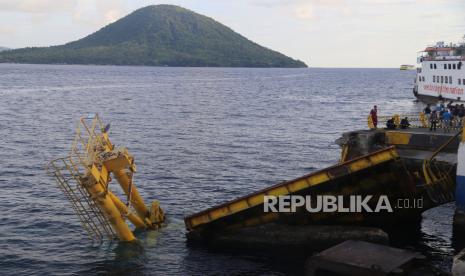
[339,127,460,163]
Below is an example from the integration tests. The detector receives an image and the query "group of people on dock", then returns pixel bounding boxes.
[369,105,411,130]
[369,98,465,132]
[423,100,465,132]
[385,116,411,130]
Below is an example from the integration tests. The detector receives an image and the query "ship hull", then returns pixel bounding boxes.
[413,85,465,104]
[413,91,442,104]
[414,92,465,104]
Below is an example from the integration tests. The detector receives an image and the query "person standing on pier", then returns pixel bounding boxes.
[430,110,438,132]
[459,104,465,126]
[370,105,378,129]
[424,104,431,121]
[443,109,452,133]
[453,104,460,127]
[439,107,445,128]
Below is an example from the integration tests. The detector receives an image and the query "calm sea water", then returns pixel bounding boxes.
[0,64,456,275]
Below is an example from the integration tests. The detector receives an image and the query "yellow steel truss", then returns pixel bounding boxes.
[47,114,165,242]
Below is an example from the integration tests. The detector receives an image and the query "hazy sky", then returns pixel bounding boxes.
[0,0,464,67]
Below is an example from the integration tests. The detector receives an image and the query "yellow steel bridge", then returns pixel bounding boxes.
[47,114,164,242]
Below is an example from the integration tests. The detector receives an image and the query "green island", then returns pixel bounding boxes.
[0,5,307,68]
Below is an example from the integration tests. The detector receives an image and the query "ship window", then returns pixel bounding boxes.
[444,64,447,69]
[460,79,462,85]
[434,64,437,69]
[445,76,448,83]
[433,76,436,82]
[423,76,426,82]
[450,76,452,83]
[430,64,433,69]
[463,79,465,85]
[441,76,444,83]
[449,64,452,69]
[453,64,456,69]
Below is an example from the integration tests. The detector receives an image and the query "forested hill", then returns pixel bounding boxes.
[0,5,307,68]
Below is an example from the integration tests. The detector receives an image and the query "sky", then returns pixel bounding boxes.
[0,0,464,67]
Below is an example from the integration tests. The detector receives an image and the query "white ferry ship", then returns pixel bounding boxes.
[413,36,465,103]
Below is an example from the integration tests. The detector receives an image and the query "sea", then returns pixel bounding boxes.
[0,63,457,275]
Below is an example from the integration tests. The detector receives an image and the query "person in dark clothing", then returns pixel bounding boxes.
[424,104,431,124]
[440,101,445,111]
[459,104,465,126]
[386,117,396,129]
[430,110,438,131]
[447,101,454,110]
[439,108,445,127]
[424,104,431,115]
[452,104,460,126]
[400,117,410,129]
[453,104,460,116]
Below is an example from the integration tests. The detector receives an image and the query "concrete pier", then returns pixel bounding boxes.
[187,224,389,252]
[337,127,460,163]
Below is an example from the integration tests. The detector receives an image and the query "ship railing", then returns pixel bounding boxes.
[368,112,464,130]
[421,56,465,61]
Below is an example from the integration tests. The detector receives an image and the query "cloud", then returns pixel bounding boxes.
[103,8,122,24]
[294,4,315,20]
[0,0,124,26]
[98,1,124,24]
[73,0,124,26]
[289,0,351,21]
[0,0,76,13]
[0,25,16,34]
[260,0,464,23]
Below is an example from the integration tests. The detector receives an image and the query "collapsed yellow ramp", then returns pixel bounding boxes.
[184,146,409,234]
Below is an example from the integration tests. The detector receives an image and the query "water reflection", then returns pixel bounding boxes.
[79,241,146,275]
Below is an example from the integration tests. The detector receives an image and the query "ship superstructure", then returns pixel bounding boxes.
[414,37,465,103]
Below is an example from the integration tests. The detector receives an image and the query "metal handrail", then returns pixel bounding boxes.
[368,112,464,130]
[420,128,462,203]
